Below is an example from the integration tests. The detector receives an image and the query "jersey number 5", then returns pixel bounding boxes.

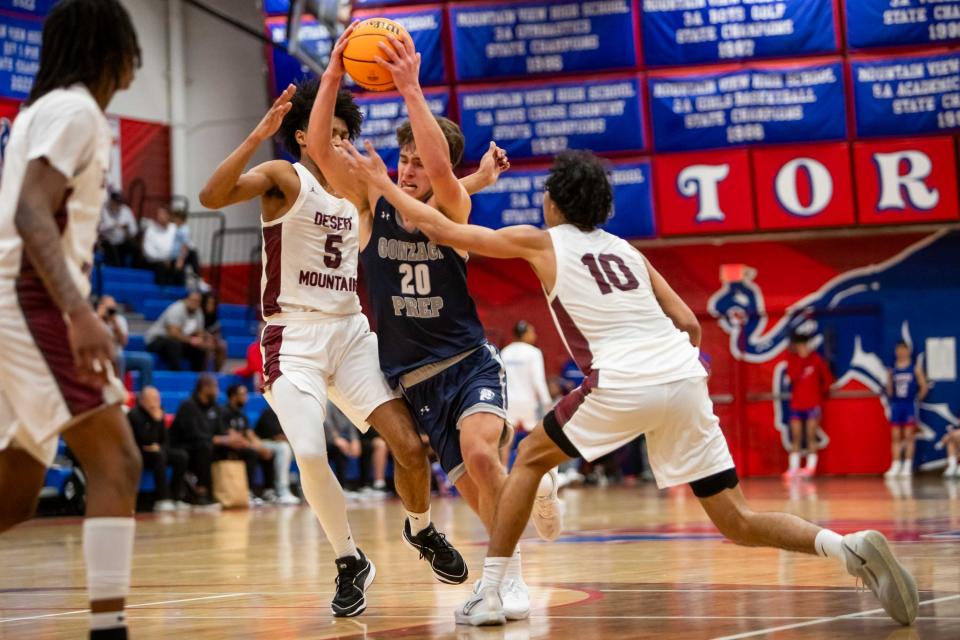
[324,234,343,269]
[581,253,639,295]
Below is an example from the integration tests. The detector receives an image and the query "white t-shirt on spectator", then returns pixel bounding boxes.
[145,299,204,344]
[142,219,177,262]
[99,204,137,245]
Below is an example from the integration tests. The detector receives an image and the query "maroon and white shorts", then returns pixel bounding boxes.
[260,312,398,432]
[545,374,734,489]
[0,279,125,465]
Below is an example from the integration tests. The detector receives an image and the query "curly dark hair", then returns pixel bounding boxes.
[544,151,613,231]
[28,0,141,105]
[278,80,362,159]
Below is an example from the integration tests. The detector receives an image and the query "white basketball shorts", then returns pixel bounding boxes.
[260,312,398,432]
[544,374,734,489]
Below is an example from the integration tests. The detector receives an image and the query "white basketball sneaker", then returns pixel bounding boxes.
[532,468,563,542]
[499,576,530,620]
[841,530,919,625]
[884,460,902,478]
[455,582,506,626]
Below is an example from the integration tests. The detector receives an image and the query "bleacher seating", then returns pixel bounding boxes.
[41,264,276,507]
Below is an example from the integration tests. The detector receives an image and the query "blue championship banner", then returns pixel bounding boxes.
[0,0,56,17]
[458,76,645,162]
[469,160,655,238]
[852,52,960,137]
[450,0,636,81]
[356,88,450,169]
[354,5,446,86]
[0,14,42,101]
[266,6,444,97]
[648,61,846,152]
[641,0,837,67]
[846,0,960,49]
[266,15,333,96]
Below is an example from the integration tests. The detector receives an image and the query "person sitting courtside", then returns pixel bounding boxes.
[128,387,190,512]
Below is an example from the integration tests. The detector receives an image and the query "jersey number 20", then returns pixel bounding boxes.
[399,263,431,295]
[581,253,639,295]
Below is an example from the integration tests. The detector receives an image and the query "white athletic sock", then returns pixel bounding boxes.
[505,549,522,580]
[805,453,818,471]
[947,458,959,473]
[268,377,358,560]
[83,517,134,628]
[406,508,432,535]
[300,458,358,559]
[814,529,845,567]
[480,557,509,591]
[789,452,800,472]
[90,611,126,631]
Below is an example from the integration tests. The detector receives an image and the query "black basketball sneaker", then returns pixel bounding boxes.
[402,520,468,584]
[331,548,376,617]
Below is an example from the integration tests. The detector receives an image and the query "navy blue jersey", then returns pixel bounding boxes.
[891,362,918,402]
[360,197,487,386]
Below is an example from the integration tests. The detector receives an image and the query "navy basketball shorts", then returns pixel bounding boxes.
[889,400,917,426]
[401,345,509,483]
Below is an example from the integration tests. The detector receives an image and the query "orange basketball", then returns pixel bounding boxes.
[343,18,414,92]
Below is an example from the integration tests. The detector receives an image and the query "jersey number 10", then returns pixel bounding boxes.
[581,253,639,295]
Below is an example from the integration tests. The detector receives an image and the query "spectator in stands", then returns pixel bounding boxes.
[142,206,178,284]
[325,402,361,488]
[128,387,189,512]
[500,320,553,466]
[940,426,960,478]
[145,291,215,371]
[255,407,300,503]
[170,209,201,287]
[784,332,834,478]
[234,322,264,391]
[221,384,272,503]
[169,375,247,507]
[201,293,228,372]
[97,294,153,387]
[359,428,389,495]
[98,190,139,266]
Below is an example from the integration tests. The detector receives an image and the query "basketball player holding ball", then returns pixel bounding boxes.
[199,25,509,616]
[308,22,562,621]
[336,143,921,629]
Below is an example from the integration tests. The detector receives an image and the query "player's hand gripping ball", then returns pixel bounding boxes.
[343,18,414,91]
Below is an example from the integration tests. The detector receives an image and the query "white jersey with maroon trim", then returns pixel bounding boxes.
[260,162,361,319]
[545,224,706,389]
[0,84,111,297]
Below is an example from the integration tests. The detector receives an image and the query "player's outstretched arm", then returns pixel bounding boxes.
[199,84,296,210]
[378,35,471,222]
[342,140,550,256]
[459,141,510,197]
[305,22,368,209]
[645,257,702,347]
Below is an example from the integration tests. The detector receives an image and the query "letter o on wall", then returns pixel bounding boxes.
[775,157,833,217]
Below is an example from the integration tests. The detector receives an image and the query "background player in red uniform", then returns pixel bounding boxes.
[785,332,834,477]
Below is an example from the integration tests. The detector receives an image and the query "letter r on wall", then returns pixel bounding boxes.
[874,151,940,211]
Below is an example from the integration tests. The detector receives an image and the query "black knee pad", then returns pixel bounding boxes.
[689,467,740,498]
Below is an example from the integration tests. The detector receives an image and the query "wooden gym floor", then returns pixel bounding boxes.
[1,477,958,639]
